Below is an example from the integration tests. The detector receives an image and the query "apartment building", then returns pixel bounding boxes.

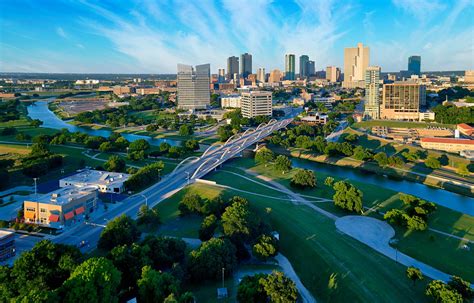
[381,82,426,121]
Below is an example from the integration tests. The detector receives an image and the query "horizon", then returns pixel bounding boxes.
[1,0,473,74]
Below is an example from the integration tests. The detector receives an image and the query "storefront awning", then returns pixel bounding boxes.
[49,214,60,222]
[64,211,74,220]
[75,206,85,215]
[24,212,35,220]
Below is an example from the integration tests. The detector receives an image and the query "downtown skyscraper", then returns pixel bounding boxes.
[285,54,295,80]
[364,66,381,120]
[240,53,252,78]
[408,56,421,76]
[177,63,210,110]
[227,56,239,80]
[299,55,309,79]
[343,42,370,88]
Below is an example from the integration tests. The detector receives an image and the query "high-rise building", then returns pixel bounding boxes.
[241,91,273,118]
[269,69,282,84]
[343,43,370,88]
[227,56,239,80]
[240,53,252,78]
[218,68,225,83]
[364,66,381,120]
[326,66,340,83]
[299,55,309,79]
[177,63,210,110]
[285,54,296,80]
[257,68,266,83]
[307,61,315,77]
[408,56,421,76]
[381,81,426,121]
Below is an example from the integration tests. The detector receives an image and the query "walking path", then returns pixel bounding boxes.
[335,216,473,286]
[275,254,316,303]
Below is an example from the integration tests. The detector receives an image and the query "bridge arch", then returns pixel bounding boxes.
[172,156,200,174]
[202,144,223,157]
[191,156,221,179]
[224,133,241,145]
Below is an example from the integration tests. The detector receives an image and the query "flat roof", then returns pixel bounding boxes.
[421,137,474,145]
[29,186,97,206]
[0,230,14,239]
[61,169,130,187]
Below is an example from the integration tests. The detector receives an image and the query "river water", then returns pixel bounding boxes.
[291,158,474,216]
[27,100,180,146]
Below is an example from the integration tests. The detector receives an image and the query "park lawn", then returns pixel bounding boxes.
[218,158,474,282]
[168,180,429,302]
[0,143,31,155]
[353,120,455,129]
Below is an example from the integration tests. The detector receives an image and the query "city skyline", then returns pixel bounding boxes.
[0,0,473,73]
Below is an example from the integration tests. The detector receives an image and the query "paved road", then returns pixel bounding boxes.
[325,120,348,142]
[53,118,293,250]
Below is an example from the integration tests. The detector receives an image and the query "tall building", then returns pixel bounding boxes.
[218,68,225,83]
[464,70,474,83]
[240,53,252,78]
[177,63,211,110]
[408,56,421,76]
[269,69,282,84]
[285,54,296,80]
[241,91,273,118]
[299,55,309,79]
[227,56,239,80]
[257,68,266,83]
[343,43,370,88]
[307,61,315,77]
[381,81,426,121]
[326,66,340,83]
[364,66,381,119]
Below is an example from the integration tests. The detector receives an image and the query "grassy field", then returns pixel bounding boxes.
[154,172,430,302]
[0,143,31,155]
[353,120,455,129]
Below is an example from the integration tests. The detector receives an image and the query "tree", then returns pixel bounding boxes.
[374,152,389,166]
[237,274,267,303]
[30,119,43,128]
[98,215,141,250]
[217,125,234,142]
[290,169,316,189]
[178,124,193,136]
[260,271,299,303]
[333,181,363,213]
[198,214,218,241]
[98,141,114,152]
[447,276,474,301]
[352,146,373,161]
[178,193,203,215]
[274,155,292,174]
[137,204,161,228]
[159,142,171,154]
[221,198,259,242]
[426,280,463,303]
[141,236,187,270]
[324,176,335,187]
[252,235,278,261]
[129,139,150,152]
[425,156,441,169]
[188,238,237,281]
[104,155,126,172]
[406,267,423,286]
[30,142,50,157]
[255,147,274,167]
[108,244,145,295]
[60,257,121,303]
[137,266,179,303]
[384,209,406,226]
[124,162,164,191]
[183,139,199,151]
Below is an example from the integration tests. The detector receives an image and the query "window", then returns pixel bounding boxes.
[40,208,46,213]
[26,207,35,212]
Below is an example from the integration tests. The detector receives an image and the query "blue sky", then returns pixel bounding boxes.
[0,0,473,73]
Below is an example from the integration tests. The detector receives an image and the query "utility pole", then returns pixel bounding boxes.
[33,178,38,196]
[222,267,225,289]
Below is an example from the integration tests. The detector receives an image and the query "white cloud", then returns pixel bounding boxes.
[56,26,67,39]
[391,0,445,22]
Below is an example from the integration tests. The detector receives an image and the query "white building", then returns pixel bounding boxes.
[221,95,241,108]
[177,63,211,110]
[241,91,273,118]
[75,79,100,85]
[59,170,130,193]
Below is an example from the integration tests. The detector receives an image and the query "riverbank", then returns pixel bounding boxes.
[287,148,474,198]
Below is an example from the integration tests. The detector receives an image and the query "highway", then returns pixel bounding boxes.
[53,118,293,250]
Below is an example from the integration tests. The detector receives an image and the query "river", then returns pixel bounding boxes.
[27,100,180,146]
[291,158,474,216]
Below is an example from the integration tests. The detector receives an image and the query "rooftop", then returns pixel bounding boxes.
[31,186,97,205]
[61,169,130,187]
[458,123,473,130]
[421,137,474,145]
[0,230,14,239]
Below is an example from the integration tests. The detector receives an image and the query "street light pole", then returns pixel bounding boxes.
[138,194,148,207]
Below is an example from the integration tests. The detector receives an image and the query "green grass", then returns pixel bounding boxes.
[353,120,455,129]
[155,176,430,302]
[228,158,474,281]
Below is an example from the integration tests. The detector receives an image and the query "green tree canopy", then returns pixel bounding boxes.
[290,169,316,189]
[274,155,292,174]
[255,147,274,166]
[137,266,179,303]
[98,215,141,250]
[104,155,126,172]
[252,235,279,261]
[259,271,299,303]
[333,181,363,213]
